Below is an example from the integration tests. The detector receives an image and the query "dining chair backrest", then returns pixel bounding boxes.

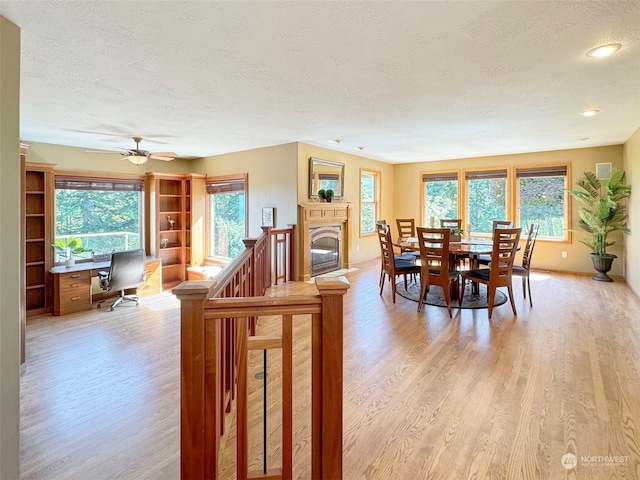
[416,227,451,280]
[440,218,462,231]
[521,224,539,270]
[396,218,416,239]
[377,226,396,273]
[493,220,514,229]
[489,227,522,285]
[375,219,389,233]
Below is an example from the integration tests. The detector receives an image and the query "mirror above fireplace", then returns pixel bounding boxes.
[309,157,345,200]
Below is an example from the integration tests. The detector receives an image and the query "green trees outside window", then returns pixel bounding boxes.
[55,188,142,257]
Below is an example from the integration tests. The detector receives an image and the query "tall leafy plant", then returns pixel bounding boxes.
[567,167,631,256]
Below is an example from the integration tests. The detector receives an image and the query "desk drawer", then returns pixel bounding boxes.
[140,259,162,296]
[54,270,92,316]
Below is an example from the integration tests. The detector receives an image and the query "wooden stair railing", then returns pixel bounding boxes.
[173,227,349,479]
[268,225,295,285]
[173,276,350,480]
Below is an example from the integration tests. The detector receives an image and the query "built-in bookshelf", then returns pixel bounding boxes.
[23,161,54,316]
[147,173,205,290]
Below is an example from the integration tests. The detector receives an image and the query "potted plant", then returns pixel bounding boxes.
[567,167,631,281]
[53,237,92,267]
[450,227,464,242]
[317,189,326,201]
[324,189,335,203]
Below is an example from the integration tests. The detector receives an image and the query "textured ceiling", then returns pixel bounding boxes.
[1,1,639,164]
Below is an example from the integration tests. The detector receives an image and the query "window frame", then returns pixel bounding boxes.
[205,173,249,260]
[513,163,571,243]
[462,167,511,237]
[420,170,461,227]
[359,168,381,237]
[53,171,145,263]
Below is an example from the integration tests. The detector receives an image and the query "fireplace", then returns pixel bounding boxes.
[298,203,351,281]
[310,225,341,276]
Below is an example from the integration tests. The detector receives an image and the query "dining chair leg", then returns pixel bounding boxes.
[404,273,408,290]
[442,282,453,318]
[379,273,386,296]
[391,278,397,303]
[525,275,533,307]
[458,277,466,305]
[507,285,517,316]
[521,276,527,299]
[487,287,495,319]
[417,278,428,312]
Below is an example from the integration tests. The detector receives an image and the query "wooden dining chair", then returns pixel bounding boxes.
[395,218,421,261]
[439,219,466,269]
[416,227,459,317]
[439,218,462,230]
[477,220,515,266]
[511,224,539,307]
[377,225,421,303]
[459,227,522,319]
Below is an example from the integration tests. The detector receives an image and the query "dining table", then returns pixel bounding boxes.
[396,236,494,264]
[396,236,495,296]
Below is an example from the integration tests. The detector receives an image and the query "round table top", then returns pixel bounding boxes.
[397,237,494,255]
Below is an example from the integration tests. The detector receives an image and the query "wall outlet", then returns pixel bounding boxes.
[356,244,360,251]
[561,251,567,258]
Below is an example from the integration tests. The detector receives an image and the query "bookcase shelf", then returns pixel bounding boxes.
[23,163,54,316]
[147,173,205,290]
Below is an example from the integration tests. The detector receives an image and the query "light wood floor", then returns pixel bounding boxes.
[20,261,640,479]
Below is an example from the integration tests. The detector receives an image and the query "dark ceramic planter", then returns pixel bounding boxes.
[588,253,617,282]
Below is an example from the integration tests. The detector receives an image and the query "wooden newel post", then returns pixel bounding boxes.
[314,276,350,480]
[172,280,218,480]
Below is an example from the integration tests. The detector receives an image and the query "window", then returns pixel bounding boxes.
[516,164,569,240]
[207,174,247,259]
[465,169,508,235]
[54,175,144,260]
[360,169,380,235]
[422,171,459,226]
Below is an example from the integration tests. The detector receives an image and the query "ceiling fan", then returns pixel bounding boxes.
[88,136,178,164]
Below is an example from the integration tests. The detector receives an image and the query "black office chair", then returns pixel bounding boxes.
[98,249,146,311]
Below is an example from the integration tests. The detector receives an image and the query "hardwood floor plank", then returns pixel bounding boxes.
[20,262,640,479]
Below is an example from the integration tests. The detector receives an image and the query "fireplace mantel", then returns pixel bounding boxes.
[298,203,351,281]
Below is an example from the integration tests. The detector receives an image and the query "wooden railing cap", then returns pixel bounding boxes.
[172,280,216,299]
[315,276,351,295]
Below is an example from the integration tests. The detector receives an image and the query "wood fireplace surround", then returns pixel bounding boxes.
[298,203,351,281]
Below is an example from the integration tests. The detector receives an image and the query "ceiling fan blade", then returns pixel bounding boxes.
[86,150,118,154]
[149,153,177,161]
[150,151,178,157]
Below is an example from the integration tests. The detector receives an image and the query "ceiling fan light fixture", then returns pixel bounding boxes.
[586,43,621,58]
[128,154,148,165]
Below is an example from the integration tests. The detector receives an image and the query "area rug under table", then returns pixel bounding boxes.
[395,281,507,309]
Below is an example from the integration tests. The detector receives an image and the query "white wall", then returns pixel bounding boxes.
[0,15,21,480]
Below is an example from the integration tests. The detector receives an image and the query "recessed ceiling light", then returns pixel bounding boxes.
[580,137,590,141]
[582,109,600,117]
[329,139,341,144]
[586,43,622,58]
[356,146,365,150]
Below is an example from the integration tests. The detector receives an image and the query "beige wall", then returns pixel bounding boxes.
[296,144,395,265]
[0,15,21,480]
[202,143,299,237]
[393,145,624,275]
[23,141,193,175]
[623,127,640,297]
